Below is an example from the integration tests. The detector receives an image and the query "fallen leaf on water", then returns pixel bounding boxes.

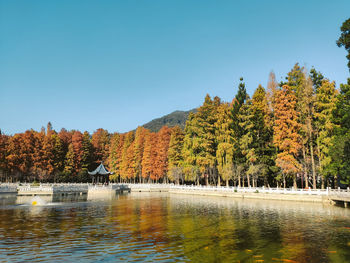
[245,249,252,253]
[347,241,350,247]
[204,246,209,250]
[255,260,264,262]
[253,255,263,258]
[328,251,337,253]
[281,259,298,263]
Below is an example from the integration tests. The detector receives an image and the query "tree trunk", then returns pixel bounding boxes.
[308,125,317,189]
[302,146,309,188]
[247,174,250,187]
[226,179,229,187]
[217,175,221,187]
[238,175,241,187]
[293,174,297,189]
[310,143,317,189]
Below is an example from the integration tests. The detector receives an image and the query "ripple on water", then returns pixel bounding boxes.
[0,193,350,262]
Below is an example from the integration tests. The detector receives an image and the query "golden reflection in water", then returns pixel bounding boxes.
[0,192,350,262]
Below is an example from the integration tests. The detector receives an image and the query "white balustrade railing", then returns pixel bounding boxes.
[125,183,350,196]
[2,183,349,197]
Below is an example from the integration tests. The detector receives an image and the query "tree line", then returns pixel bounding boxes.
[1,18,349,188]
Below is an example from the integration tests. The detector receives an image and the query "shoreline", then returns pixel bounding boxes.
[128,185,350,207]
[1,183,349,207]
[167,189,326,203]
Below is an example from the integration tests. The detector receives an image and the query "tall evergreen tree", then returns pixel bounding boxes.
[315,79,338,187]
[168,126,184,184]
[231,78,248,178]
[251,85,275,186]
[238,96,255,187]
[193,95,218,185]
[337,18,350,71]
[310,67,324,92]
[330,79,350,185]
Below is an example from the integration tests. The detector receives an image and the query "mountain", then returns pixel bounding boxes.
[142,109,197,132]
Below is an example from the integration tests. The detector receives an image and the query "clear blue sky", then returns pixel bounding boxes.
[1,0,349,135]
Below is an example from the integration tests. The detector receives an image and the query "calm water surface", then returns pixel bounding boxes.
[0,192,350,262]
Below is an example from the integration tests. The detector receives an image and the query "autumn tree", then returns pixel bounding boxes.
[125,141,136,181]
[215,102,234,187]
[120,131,134,181]
[108,133,120,182]
[51,133,65,181]
[64,144,75,179]
[182,113,201,184]
[273,85,301,188]
[91,128,110,165]
[109,133,125,182]
[153,126,171,183]
[287,64,317,188]
[80,131,93,181]
[0,132,9,181]
[71,131,84,176]
[142,132,157,182]
[266,71,278,115]
[134,127,148,183]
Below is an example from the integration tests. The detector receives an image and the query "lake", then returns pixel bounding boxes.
[0,192,350,262]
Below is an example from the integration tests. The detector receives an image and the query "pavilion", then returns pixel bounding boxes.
[88,162,112,184]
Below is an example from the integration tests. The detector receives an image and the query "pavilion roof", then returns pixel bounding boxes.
[88,163,112,175]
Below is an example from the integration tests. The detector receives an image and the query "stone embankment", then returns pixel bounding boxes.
[0,184,130,196]
[0,184,17,193]
[128,184,350,207]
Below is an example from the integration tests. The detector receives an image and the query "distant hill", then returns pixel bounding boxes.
[142,109,197,132]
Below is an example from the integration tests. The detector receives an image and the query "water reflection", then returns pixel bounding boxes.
[0,192,349,262]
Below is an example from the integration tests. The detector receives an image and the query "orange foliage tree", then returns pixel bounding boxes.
[273,85,302,188]
[153,126,171,182]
